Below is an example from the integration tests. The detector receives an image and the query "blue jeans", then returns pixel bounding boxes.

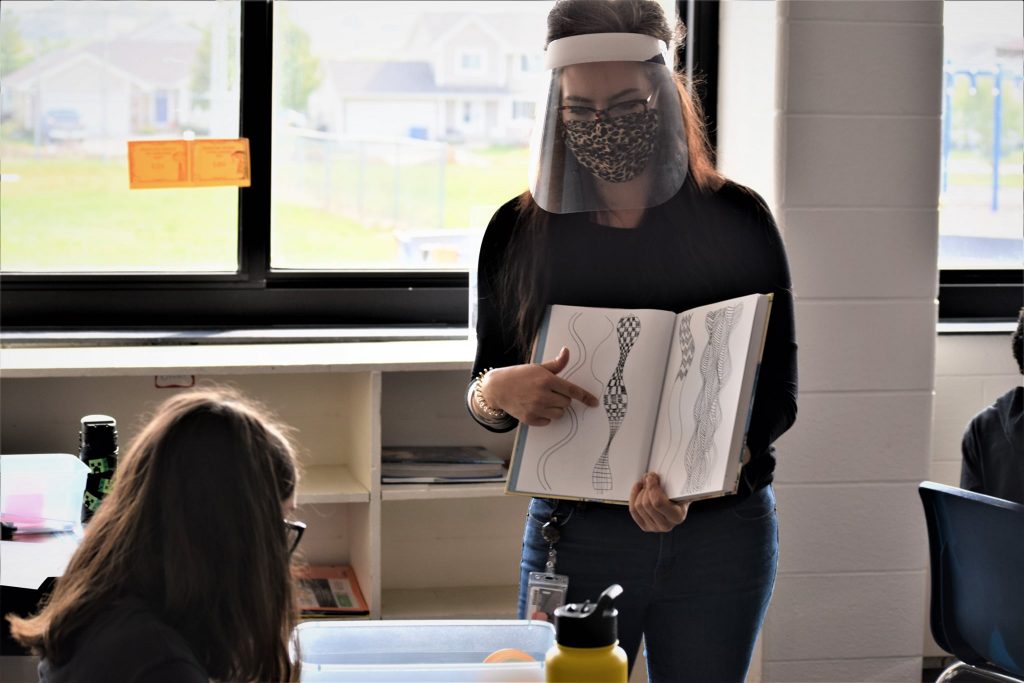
[518,485,778,683]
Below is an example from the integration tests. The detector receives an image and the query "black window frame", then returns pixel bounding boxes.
[1,0,1017,331]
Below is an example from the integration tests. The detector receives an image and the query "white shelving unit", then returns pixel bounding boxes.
[299,465,370,504]
[0,340,523,620]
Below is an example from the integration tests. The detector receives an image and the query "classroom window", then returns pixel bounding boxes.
[1,1,695,329]
[939,1,1023,270]
[0,1,241,273]
[937,1,1023,321]
[270,1,549,270]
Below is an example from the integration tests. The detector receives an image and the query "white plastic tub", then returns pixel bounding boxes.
[0,453,89,532]
[295,619,555,682]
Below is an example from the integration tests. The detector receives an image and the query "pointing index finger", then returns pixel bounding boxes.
[551,377,599,407]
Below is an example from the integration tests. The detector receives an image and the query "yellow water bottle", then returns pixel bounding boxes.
[545,584,628,683]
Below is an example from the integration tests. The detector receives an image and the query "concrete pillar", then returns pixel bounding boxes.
[720,2,944,680]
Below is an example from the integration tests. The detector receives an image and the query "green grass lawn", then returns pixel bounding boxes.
[0,145,530,271]
[947,172,1024,188]
[5,144,1016,271]
[945,148,1023,188]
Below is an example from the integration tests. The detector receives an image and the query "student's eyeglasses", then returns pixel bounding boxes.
[284,519,306,556]
[558,93,654,123]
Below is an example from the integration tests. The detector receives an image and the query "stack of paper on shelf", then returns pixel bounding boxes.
[381,446,508,484]
[294,565,369,618]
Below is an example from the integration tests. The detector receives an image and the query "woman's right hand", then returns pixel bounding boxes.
[483,347,599,426]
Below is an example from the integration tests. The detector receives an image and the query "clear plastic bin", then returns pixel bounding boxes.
[295,619,555,682]
[0,454,89,532]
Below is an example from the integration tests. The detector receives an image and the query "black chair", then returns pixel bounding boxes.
[919,482,1024,683]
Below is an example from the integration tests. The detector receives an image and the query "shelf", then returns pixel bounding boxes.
[1,346,528,625]
[381,585,518,620]
[298,613,371,622]
[381,481,509,501]
[297,465,370,504]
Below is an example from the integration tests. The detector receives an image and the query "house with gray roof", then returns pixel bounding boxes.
[307,12,547,144]
[2,22,209,143]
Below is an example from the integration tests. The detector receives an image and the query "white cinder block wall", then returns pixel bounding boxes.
[720,2,944,681]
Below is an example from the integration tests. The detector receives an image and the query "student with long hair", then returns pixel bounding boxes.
[467,1,798,681]
[7,387,303,682]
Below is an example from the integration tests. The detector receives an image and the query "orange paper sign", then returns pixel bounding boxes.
[128,138,250,189]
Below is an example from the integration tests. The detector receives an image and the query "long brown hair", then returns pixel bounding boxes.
[500,0,725,356]
[7,387,301,682]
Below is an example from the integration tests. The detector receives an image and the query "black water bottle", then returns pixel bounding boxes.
[79,415,118,522]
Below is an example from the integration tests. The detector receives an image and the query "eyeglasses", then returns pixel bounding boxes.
[284,519,306,556]
[558,94,654,123]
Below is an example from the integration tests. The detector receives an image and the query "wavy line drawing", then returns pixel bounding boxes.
[537,313,587,489]
[535,314,615,490]
[683,303,743,494]
[593,314,641,492]
[589,316,615,387]
[563,313,587,379]
[654,313,696,474]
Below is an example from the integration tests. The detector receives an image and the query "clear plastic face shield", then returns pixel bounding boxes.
[528,33,689,215]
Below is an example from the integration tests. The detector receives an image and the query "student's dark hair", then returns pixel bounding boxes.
[6,387,301,682]
[500,0,725,356]
[1013,307,1024,374]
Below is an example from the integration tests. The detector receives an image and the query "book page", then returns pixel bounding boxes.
[509,305,674,502]
[648,294,763,500]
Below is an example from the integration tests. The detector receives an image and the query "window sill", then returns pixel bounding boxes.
[0,334,477,379]
[0,326,471,348]
[937,321,1017,335]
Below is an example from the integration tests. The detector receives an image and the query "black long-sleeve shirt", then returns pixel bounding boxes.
[471,179,798,495]
[960,386,1024,504]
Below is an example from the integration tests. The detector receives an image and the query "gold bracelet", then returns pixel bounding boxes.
[474,368,508,420]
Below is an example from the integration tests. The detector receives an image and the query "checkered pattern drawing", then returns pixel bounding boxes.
[684,302,743,494]
[594,314,641,492]
[654,313,696,474]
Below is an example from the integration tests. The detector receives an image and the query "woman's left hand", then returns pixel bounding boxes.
[629,473,690,532]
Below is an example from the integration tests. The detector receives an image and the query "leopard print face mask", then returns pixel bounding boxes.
[562,109,660,183]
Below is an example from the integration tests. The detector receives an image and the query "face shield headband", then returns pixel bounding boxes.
[528,33,689,215]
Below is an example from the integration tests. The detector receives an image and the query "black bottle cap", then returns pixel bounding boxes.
[553,584,623,648]
[80,415,118,456]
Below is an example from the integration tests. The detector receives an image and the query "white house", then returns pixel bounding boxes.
[2,21,205,142]
[308,12,548,145]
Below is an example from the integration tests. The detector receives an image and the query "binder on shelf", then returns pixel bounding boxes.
[381,446,507,483]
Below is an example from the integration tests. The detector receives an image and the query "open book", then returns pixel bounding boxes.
[506,293,772,504]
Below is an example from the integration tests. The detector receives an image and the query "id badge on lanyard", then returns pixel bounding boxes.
[526,516,569,622]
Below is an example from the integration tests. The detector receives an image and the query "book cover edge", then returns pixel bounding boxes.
[505,305,554,497]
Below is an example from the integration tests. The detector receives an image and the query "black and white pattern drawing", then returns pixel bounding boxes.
[593,314,641,492]
[653,313,696,474]
[536,313,614,489]
[683,302,743,494]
